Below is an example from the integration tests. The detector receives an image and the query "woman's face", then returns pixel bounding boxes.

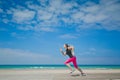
[64,44,67,49]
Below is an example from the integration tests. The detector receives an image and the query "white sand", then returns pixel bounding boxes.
[0,69,120,80]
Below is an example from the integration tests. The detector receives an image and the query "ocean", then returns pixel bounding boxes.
[0,65,120,70]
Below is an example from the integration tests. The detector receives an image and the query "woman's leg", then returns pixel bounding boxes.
[76,67,84,74]
[66,63,73,71]
[64,58,74,71]
[72,57,85,75]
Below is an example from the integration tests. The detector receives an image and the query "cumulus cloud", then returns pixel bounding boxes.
[1,0,120,31]
[12,9,35,23]
[38,11,52,20]
[77,0,120,30]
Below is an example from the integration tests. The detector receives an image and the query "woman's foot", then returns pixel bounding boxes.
[69,69,75,74]
[81,73,86,76]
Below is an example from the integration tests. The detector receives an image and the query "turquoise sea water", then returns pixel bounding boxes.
[0,65,120,70]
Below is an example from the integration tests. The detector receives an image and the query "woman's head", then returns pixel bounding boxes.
[64,44,69,49]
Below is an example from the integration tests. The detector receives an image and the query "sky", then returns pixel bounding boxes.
[0,0,120,65]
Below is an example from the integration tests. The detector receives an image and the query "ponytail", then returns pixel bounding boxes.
[65,44,69,48]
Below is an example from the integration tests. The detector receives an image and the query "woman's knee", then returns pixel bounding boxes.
[64,61,67,65]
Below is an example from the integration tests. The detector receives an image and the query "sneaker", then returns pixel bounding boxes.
[81,73,86,76]
[69,70,75,74]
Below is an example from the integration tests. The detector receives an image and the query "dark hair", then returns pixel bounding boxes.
[65,44,69,47]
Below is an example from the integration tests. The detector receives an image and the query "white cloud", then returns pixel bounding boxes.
[39,27,54,32]
[37,0,48,6]
[2,0,120,32]
[72,12,84,21]
[80,48,97,55]
[60,34,77,39]
[12,9,35,23]
[70,0,120,31]
[18,25,54,32]
[78,23,102,30]
[18,26,34,31]
[0,48,52,64]
[77,57,120,65]
[19,0,61,32]
[2,18,9,23]
[11,32,26,39]
[37,10,53,20]
[89,48,96,51]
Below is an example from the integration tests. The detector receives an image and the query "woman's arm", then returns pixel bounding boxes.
[60,48,66,56]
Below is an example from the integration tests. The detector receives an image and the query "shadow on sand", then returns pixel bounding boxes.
[70,74,80,77]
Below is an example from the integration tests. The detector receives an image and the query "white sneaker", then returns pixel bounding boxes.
[81,73,86,76]
[69,70,75,74]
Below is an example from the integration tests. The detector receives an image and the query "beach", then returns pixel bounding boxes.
[0,69,120,80]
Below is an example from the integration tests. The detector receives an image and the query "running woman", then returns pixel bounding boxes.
[60,44,86,76]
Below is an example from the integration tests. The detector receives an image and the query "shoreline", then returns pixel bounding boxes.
[0,65,120,70]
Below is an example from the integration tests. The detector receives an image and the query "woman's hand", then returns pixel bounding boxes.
[60,48,63,52]
[60,48,66,56]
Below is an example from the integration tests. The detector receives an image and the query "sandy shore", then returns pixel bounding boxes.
[0,69,120,80]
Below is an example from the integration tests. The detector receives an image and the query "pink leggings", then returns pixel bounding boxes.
[64,56,78,68]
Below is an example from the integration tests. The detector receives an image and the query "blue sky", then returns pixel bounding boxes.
[0,0,120,65]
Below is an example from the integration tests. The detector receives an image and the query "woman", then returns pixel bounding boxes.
[60,44,86,76]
